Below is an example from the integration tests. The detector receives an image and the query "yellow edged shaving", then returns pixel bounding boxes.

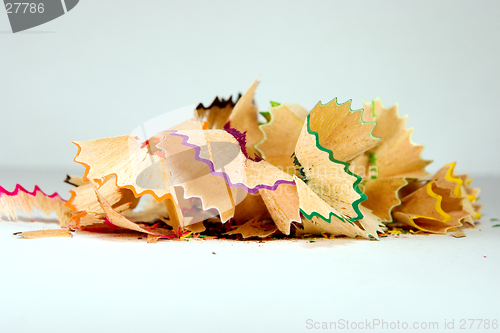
[294,175,348,223]
[425,182,451,222]
[66,176,138,215]
[394,182,451,223]
[357,205,385,240]
[92,182,161,235]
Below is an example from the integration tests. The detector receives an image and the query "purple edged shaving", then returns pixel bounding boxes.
[223,121,263,162]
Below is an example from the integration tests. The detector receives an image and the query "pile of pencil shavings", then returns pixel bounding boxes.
[0,81,482,241]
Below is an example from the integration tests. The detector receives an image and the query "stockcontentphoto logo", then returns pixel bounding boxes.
[3,0,79,33]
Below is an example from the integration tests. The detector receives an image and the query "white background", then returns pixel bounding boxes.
[0,0,499,175]
[1,1,499,333]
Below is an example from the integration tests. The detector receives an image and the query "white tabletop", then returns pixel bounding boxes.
[0,169,498,333]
